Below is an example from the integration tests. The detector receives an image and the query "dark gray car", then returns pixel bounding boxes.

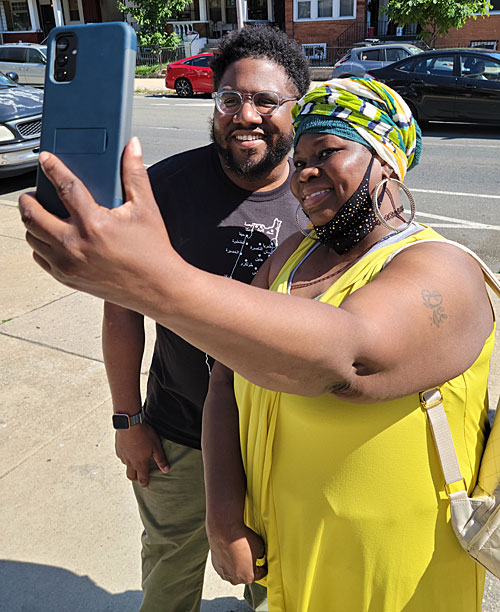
[0,72,42,177]
[331,43,423,78]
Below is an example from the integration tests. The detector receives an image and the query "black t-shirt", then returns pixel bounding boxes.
[145,143,298,449]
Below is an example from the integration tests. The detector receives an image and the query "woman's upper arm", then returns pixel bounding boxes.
[338,242,494,401]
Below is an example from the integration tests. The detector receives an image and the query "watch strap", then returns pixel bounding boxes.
[128,407,146,427]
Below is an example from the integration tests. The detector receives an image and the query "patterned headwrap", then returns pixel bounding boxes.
[292,78,422,180]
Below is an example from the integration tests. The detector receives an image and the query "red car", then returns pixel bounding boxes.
[165,53,214,97]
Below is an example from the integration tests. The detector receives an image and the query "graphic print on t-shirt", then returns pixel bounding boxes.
[226,217,283,279]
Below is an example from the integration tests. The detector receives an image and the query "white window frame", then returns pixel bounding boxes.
[302,42,327,59]
[470,40,498,50]
[245,0,274,22]
[62,0,84,24]
[294,0,356,21]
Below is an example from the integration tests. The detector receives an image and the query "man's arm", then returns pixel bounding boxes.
[102,301,168,487]
[202,361,267,585]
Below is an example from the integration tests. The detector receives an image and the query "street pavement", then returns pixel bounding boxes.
[1,88,500,611]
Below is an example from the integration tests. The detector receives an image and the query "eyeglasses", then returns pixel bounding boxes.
[212,90,298,116]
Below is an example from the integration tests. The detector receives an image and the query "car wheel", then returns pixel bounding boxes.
[404,100,428,126]
[404,100,418,121]
[175,78,193,98]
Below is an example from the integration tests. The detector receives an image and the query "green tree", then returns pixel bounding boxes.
[118,0,189,68]
[384,0,492,47]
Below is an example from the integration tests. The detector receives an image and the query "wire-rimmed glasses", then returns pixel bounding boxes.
[212,90,298,116]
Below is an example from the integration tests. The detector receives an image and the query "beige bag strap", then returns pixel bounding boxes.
[420,389,468,499]
[387,238,500,500]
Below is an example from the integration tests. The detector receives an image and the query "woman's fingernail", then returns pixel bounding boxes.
[131,137,142,157]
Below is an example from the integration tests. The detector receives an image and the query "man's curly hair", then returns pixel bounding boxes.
[210,26,310,97]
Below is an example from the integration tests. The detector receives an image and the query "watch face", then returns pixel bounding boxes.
[112,414,130,430]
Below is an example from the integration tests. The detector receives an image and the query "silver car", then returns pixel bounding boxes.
[0,43,47,87]
[331,43,423,78]
[0,71,42,177]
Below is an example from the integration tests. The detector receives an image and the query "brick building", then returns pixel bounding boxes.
[0,0,122,43]
[435,0,500,50]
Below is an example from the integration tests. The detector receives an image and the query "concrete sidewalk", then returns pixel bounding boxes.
[0,199,247,611]
[2,186,500,610]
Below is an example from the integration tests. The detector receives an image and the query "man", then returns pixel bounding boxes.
[102,27,310,612]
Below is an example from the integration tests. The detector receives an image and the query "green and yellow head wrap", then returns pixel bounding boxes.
[292,78,422,180]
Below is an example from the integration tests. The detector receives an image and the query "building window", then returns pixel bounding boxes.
[68,0,79,20]
[172,0,200,21]
[339,0,353,16]
[297,0,311,19]
[489,0,500,11]
[294,0,355,21]
[470,40,498,50]
[318,0,332,18]
[1,1,32,30]
[247,0,268,20]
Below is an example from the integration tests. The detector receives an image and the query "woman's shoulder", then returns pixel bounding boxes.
[380,238,491,306]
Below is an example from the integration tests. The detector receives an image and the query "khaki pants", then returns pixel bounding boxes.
[133,437,267,612]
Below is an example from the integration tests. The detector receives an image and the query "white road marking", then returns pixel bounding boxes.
[406,209,500,230]
[423,141,500,149]
[410,188,500,200]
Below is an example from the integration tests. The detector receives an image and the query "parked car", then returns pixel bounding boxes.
[331,43,423,78]
[368,48,500,125]
[165,52,214,97]
[0,43,47,87]
[0,71,42,177]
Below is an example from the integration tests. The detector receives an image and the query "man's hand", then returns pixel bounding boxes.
[207,523,267,585]
[19,137,180,311]
[115,422,169,488]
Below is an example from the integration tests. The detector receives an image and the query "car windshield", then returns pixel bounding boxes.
[408,47,423,55]
[39,46,47,61]
[0,71,17,87]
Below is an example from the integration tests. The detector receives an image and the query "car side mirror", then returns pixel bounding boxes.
[6,71,19,83]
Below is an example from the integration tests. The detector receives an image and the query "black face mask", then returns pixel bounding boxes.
[311,154,380,255]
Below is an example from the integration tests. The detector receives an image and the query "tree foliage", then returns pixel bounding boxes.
[118,0,188,51]
[385,0,492,47]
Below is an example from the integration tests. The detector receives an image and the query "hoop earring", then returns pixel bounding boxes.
[295,203,319,240]
[372,177,416,232]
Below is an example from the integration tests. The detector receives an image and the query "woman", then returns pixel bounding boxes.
[202,79,495,611]
[21,77,494,610]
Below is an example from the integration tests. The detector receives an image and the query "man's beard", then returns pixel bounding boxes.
[210,119,293,179]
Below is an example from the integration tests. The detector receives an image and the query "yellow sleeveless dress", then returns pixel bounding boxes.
[234,226,495,611]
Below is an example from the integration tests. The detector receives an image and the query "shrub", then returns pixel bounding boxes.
[135,64,160,77]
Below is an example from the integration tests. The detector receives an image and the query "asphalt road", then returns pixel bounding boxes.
[2,92,500,609]
[5,92,498,268]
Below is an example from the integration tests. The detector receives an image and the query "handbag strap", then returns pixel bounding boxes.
[386,238,500,500]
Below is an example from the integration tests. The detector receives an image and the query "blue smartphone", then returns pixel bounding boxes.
[36,22,136,218]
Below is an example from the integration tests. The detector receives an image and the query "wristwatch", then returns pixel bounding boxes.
[112,408,146,430]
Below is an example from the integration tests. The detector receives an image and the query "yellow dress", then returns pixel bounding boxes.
[234,226,494,611]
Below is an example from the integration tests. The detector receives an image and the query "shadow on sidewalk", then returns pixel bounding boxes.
[1,560,142,611]
[1,560,249,611]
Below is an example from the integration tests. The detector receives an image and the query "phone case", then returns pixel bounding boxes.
[36,22,136,217]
